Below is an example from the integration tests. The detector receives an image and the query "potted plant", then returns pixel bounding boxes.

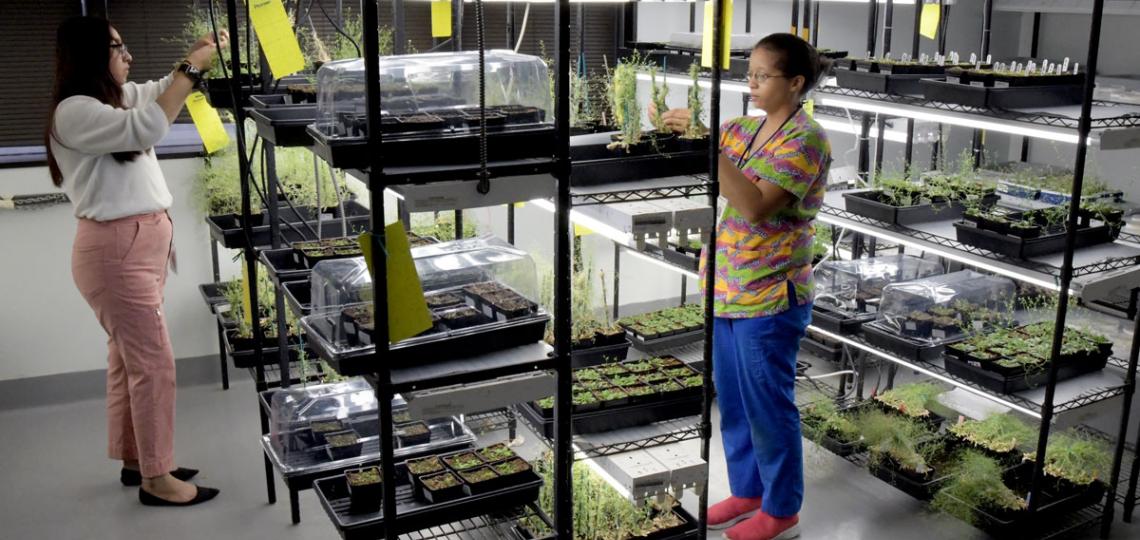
[421,471,465,503]
[396,421,432,447]
[490,457,533,484]
[856,409,936,479]
[310,419,345,446]
[572,391,601,413]
[948,414,1036,464]
[345,466,383,513]
[902,310,934,338]
[931,450,1027,526]
[477,443,517,463]
[325,430,364,461]
[801,397,864,455]
[594,386,630,407]
[606,55,646,152]
[1023,430,1111,491]
[405,456,446,490]
[682,62,709,144]
[442,451,485,472]
[873,382,946,426]
[649,67,670,136]
[458,466,503,495]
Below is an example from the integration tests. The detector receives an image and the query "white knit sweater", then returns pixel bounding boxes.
[51,74,175,221]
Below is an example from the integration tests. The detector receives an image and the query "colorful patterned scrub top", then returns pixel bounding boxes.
[699,108,831,318]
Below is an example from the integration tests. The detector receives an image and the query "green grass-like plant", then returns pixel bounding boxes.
[932,450,1027,524]
[855,409,935,472]
[1025,430,1111,486]
[949,414,1037,455]
[874,382,945,419]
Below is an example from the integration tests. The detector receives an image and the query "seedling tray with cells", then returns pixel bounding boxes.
[842,183,999,226]
[617,304,705,350]
[812,254,944,334]
[206,200,371,250]
[941,323,1112,393]
[954,207,1115,259]
[249,102,318,147]
[524,356,702,436]
[291,237,363,268]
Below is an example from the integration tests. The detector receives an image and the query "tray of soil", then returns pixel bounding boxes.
[843,190,999,226]
[249,104,317,147]
[811,303,877,335]
[306,120,557,175]
[523,382,701,437]
[920,78,1084,109]
[571,339,632,368]
[953,216,1114,259]
[206,200,371,250]
[325,430,364,461]
[345,466,383,513]
[800,401,869,457]
[568,132,710,187]
[943,352,1108,394]
[801,333,844,363]
[397,421,433,447]
[292,237,363,268]
[835,68,943,95]
[313,459,543,540]
[862,321,950,363]
[222,328,303,368]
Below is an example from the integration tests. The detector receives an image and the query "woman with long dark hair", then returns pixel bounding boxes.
[654,34,831,540]
[46,16,227,507]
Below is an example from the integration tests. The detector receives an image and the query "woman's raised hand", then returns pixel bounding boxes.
[186,30,229,71]
[648,101,692,134]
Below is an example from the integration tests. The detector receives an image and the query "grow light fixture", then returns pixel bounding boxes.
[806,325,1042,418]
[814,212,1071,294]
[814,95,1088,145]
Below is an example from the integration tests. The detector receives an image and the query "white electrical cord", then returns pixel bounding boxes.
[513,3,531,52]
[314,152,323,238]
[796,370,855,381]
[327,162,347,234]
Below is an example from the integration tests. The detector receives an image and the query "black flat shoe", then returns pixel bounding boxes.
[121,467,200,487]
[138,486,219,507]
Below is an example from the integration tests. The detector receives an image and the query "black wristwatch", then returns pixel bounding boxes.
[177,61,205,89]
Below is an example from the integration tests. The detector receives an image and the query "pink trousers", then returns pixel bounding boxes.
[71,211,175,478]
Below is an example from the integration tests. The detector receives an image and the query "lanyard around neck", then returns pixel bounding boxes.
[734,105,802,169]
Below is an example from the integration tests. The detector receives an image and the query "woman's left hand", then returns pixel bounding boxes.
[191,29,229,54]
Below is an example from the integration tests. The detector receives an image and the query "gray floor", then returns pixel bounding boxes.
[1,366,1137,540]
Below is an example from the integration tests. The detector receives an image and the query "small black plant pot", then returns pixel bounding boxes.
[1008,224,1042,239]
[310,419,346,446]
[420,471,466,504]
[488,458,533,485]
[476,443,517,463]
[459,466,506,495]
[345,466,383,514]
[442,451,486,473]
[396,421,432,447]
[324,430,363,461]
[404,456,447,490]
[901,316,934,339]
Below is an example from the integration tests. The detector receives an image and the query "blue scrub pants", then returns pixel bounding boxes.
[713,288,811,518]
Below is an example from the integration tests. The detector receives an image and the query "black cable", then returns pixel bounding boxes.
[475,0,490,195]
[428,38,454,53]
[316,0,361,57]
[256,137,317,240]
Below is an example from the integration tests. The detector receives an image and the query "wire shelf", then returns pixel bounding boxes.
[570,176,713,206]
[396,503,551,540]
[516,404,703,460]
[464,408,517,436]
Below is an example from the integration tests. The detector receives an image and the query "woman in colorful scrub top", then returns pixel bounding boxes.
[654,33,831,540]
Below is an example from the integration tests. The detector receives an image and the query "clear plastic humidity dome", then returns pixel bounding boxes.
[813,254,944,317]
[874,270,1018,344]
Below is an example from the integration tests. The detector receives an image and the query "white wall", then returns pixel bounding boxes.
[0,159,234,382]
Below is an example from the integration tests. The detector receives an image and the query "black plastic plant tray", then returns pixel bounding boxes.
[514,503,698,540]
[307,124,556,172]
[835,69,938,95]
[264,420,474,489]
[206,201,371,249]
[624,328,705,355]
[306,311,550,377]
[249,105,317,147]
[571,341,632,368]
[223,328,303,368]
[283,280,311,318]
[953,220,1113,259]
[569,135,709,187]
[942,353,1109,394]
[800,334,844,363]
[862,322,948,363]
[920,79,1084,109]
[313,465,542,540]
[199,282,228,312]
[259,247,314,287]
[940,473,1106,539]
[811,304,876,335]
[520,391,702,438]
[843,191,999,226]
[870,462,948,501]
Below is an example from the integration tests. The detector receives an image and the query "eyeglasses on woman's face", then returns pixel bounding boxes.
[746,71,787,84]
[110,42,130,59]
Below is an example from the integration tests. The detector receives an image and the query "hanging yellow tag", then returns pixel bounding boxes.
[359,223,434,344]
[804,99,815,118]
[514,202,526,209]
[919,2,941,40]
[701,0,733,70]
[186,91,230,153]
[574,223,593,237]
[431,0,452,38]
[246,0,306,79]
[240,263,254,329]
[800,28,810,41]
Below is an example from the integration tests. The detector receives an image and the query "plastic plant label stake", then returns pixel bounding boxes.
[246,0,306,79]
[804,99,814,118]
[701,0,733,70]
[920,3,940,40]
[574,224,593,237]
[358,223,434,344]
[431,0,452,38]
[240,263,254,329]
[186,91,230,153]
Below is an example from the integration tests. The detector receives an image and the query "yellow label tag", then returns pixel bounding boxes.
[431,0,452,38]
[359,223,434,344]
[574,223,593,237]
[801,28,810,41]
[246,0,306,79]
[701,0,733,70]
[240,263,254,329]
[186,91,229,153]
[920,2,941,40]
[514,202,526,209]
[804,99,815,118]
